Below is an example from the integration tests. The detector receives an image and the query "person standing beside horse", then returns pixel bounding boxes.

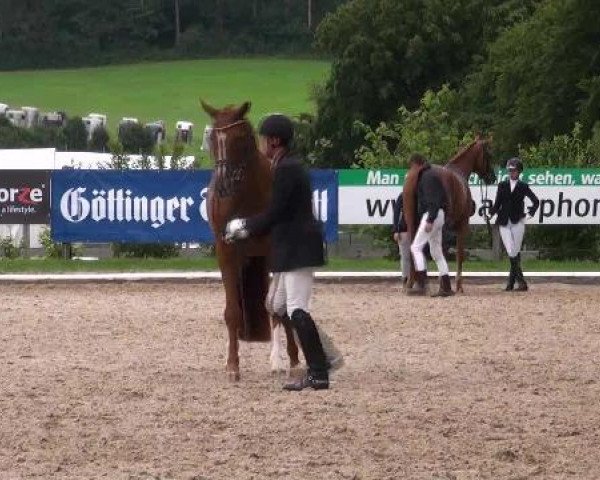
[392,192,411,288]
[406,153,454,297]
[489,157,539,291]
[224,113,341,391]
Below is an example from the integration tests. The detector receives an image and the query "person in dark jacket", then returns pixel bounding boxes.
[407,153,453,297]
[489,157,539,291]
[392,192,411,288]
[224,114,342,391]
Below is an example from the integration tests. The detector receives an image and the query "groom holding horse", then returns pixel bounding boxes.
[224,114,341,391]
[406,153,454,297]
[403,139,496,296]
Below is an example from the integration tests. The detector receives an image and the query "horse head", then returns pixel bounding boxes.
[200,100,258,198]
[448,137,497,185]
[476,137,497,185]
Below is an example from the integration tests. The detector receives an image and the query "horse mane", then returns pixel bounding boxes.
[447,139,479,166]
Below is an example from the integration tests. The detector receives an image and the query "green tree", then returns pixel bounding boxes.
[312,0,503,167]
[462,0,600,155]
[354,85,471,168]
[61,116,88,151]
[89,125,110,153]
[119,123,155,155]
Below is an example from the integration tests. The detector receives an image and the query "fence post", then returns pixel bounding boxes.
[62,243,72,260]
[22,224,30,259]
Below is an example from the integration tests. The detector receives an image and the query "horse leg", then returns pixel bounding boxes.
[283,319,300,369]
[406,252,416,289]
[270,314,300,372]
[224,302,241,381]
[220,262,242,381]
[455,225,468,293]
[269,315,287,373]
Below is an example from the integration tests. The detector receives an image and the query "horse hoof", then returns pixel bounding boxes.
[227,370,240,382]
[288,365,306,378]
[270,357,287,374]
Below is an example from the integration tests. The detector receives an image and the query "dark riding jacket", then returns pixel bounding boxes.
[490,179,539,226]
[245,152,325,273]
[417,165,447,223]
[392,193,407,234]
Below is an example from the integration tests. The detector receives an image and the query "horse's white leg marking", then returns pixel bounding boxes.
[269,323,286,373]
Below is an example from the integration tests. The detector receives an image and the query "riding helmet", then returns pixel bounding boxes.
[259,114,294,144]
[506,157,523,172]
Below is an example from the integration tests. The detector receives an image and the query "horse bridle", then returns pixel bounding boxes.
[209,119,249,198]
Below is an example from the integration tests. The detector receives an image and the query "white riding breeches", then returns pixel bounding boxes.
[499,219,525,258]
[410,210,449,276]
[266,268,314,318]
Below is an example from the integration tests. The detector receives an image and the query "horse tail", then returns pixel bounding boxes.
[237,256,271,342]
[402,164,427,241]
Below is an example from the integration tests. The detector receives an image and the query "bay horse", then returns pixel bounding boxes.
[403,138,496,293]
[200,100,299,380]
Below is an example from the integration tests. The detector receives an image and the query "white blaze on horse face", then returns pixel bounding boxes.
[216,131,227,162]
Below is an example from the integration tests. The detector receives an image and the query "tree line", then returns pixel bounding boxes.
[0,0,345,70]
[304,0,599,168]
[301,0,599,260]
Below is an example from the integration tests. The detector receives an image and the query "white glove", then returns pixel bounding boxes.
[224,218,249,243]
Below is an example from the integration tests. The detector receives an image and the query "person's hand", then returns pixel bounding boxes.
[393,232,399,243]
[224,218,249,243]
[424,221,433,233]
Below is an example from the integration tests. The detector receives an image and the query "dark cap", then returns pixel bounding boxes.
[506,157,523,172]
[258,114,294,144]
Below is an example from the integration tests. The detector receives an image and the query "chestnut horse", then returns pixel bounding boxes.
[403,138,496,293]
[200,101,299,380]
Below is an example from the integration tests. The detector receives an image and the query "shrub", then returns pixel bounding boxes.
[0,236,21,259]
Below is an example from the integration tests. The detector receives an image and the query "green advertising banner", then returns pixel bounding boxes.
[339,169,600,187]
[338,169,600,225]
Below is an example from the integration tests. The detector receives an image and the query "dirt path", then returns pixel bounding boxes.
[1,282,599,479]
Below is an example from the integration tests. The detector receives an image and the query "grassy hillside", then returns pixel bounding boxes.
[0,58,329,152]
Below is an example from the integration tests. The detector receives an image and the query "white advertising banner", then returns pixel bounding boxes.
[338,169,600,225]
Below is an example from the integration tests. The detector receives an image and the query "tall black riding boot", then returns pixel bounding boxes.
[283,309,329,391]
[514,253,528,291]
[406,270,428,296]
[431,274,455,297]
[505,257,517,291]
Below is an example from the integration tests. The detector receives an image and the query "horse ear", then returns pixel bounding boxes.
[237,101,251,119]
[200,99,218,118]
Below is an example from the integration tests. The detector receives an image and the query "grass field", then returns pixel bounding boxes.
[0,58,329,151]
[0,257,599,273]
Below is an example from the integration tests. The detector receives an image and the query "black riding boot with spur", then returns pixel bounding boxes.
[505,256,517,291]
[283,309,329,391]
[514,253,528,291]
